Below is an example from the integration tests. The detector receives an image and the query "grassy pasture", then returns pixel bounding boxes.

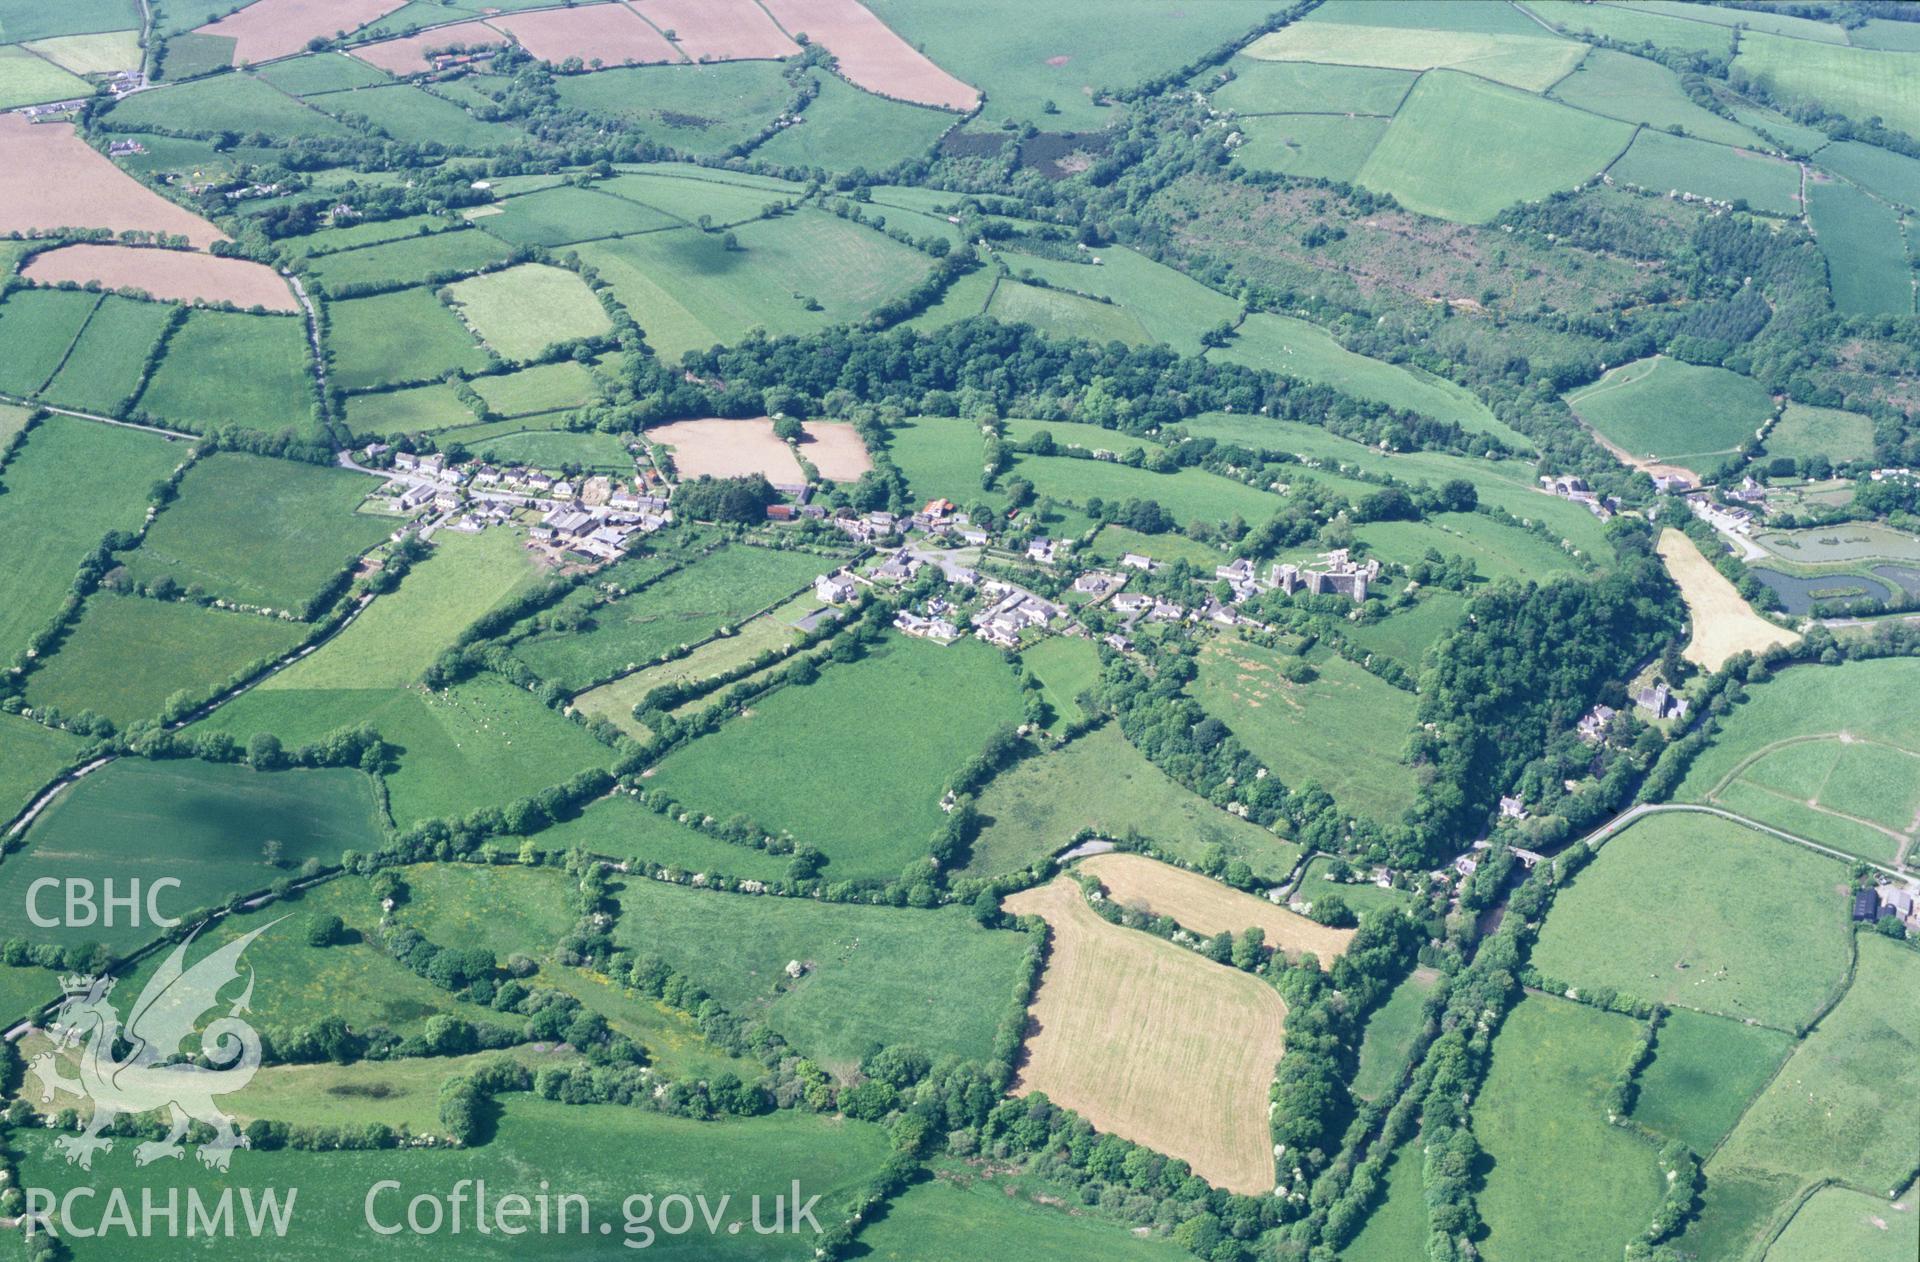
[1350,967,1435,1102]
[104,73,352,139]
[469,359,600,417]
[1550,48,1761,148]
[291,212,453,257]
[1612,128,1805,216]
[511,544,820,691]
[1207,57,1413,116]
[555,61,795,157]
[1472,994,1664,1262]
[601,166,803,224]
[1359,510,1585,581]
[39,295,173,415]
[1080,852,1349,959]
[753,71,953,172]
[0,758,381,950]
[1357,71,1633,224]
[11,1100,890,1261]
[1522,0,1733,55]
[540,794,794,882]
[312,82,521,150]
[1737,31,1920,141]
[0,287,97,396]
[137,309,318,438]
[1528,813,1852,1031]
[1337,1137,1428,1262]
[614,876,1029,1074]
[468,427,632,470]
[0,712,87,827]
[0,43,90,108]
[1001,876,1286,1194]
[987,277,1152,346]
[1086,523,1225,570]
[1012,452,1282,525]
[307,227,514,290]
[0,415,183,661]
[1633,0,1845,40]
[964,725,1302,882]
[1296,855,1416,917]
[255,51,392,95]
[1711,934,1920,1197]
[446,262,611,360]
[1767,1184,1918,1262]
[476,184,679,247]
[1818,139,1920,211]
[1243,20,1586,93]
[1340,590,1468,672]
[1766,402,1878,465]
[1017,631,1100,726]
[325,285,490,390]
[899,259,997,332]
[1230,113,1390,184]
[997,243,1241,355]
[0,0,139,43]
[222,1045,582,1134]
[1629,1006,1794,1153]
[1565,355,1771,472]
[648,634,1025,882]
[25,594,305,726]
[154,31,236,80]
[343,381,473,432]
[1809,178,1911,315]
[124,451,394,611]
[1193,637,1418,828]
[854,1175,1189,1262]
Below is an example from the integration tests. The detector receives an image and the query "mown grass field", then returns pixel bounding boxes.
[1549,48,1760,148]
[124,451,394,611]
[648,634,1025,882]
[0,43,90,108]
[1472,994,1664,1262]
[1000,876,1286,1194]
[512,544,820,691]
[1612,128,1804,216]
[39,295,173,415]
[0,415,183,661]
[222,1045,582,1134]
[1340,590,1467,673]
[255,50,392,95]
[964,726,1302,881]
[987,277,1151,346]
[344,380,474,433]
[1565,355,1772,473]
[614,875,1029,1074]
[1818,139,1920,211]
[1767,401,1878,465]
[1296,855,1417,917]
[446,262,612,360]
[25,594,306,726]
[12,1100,891,1260]
[1809,178,1912,316]
[1243,18,1586,93]
[0,758,381,950]
[136,310,318,438]
[1351,967,1435,1101]
[1080,852,1349,959]
[306,227,514,291]
[1528,813,1852,1032]
[600,165,803,224]
[1086,522,1226,570]
[1193,637,1418,828]
[1629,1006,1794,1154]
[853,1175,1190,1261]
[311,82,523,150]
[1359,511,1585,581]
[325,285,491,390]
[0,711,87,827]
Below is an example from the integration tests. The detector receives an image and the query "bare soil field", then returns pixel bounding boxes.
[350,20,509,75]
[1001,876,1288,1194]
[491,5,682,67]
[0,118,224,247]
[1658,528,1800,671]
[649,417,869,484]
[760,0,979,111]
[1079,852,1353,963]
[195,0,408,66]
[22,243,297,312]
[627,0,799,61]
[797,420,873,480]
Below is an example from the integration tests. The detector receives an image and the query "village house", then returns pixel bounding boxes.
[814,572,857,604]
[1576,704,1617,744]
[1120,552,1156,572]
[1027,537,1060,564]
[1104,632,1133,652]
[1216,557,1256,584]
[873,553,923,584]
[1073,570,1126,598]
[765,503,796,521]
[1498,795,1528,820]
[1651,472,1695,493]
[1111,592,1155,615]
[957,527,990,546]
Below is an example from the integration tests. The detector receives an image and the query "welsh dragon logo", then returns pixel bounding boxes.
[26,920,281,1172]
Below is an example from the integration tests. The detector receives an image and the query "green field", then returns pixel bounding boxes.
[1351,967,1434,1101]
[1710,934,1920,1197]
[1737,31,1920,142]
[614,876,1029,1074]
[123,451,395,611]
[574,209,931,362]
[987,277,1152,346]
[13,1100,890,1260]
[1818,139,1920,211]
[1085,522,1225,570]
[648,634,1025,883]
[307,228,515,291]
[1767,1184,1919,1262]
[1612,128,1805,216]
[1356,71,1634,224]
[1629,1006,1794,1154]
[25,593,306,726]
[136,310,319,438]
[752,71,953,173]
[446,263,613,360]
[1208,57,1413,117]
[1550,48,1761,148]
[344,381,474,433]
[1472,994,1665,1262]
[226,1045,583,1134]
[996,243,1242,355]
[1359,511,1586,581]
[255,50,392,95]
[1010,452,1283,527]
[1230,113,1391,184]
[0,711,87,827]
[475,184,679,247]
[599,166,803,225]
[1522,0,1734,56]
[554,61,796,157]
[311,82,522,150]
[470,359,601,417]
[1565,355,1772,473]
[0,416,184,661]
[1529,813,1852,1031]
[326,286,491,390]
[853,1175,1189,1261]
[104,72,352,139]
[1296,855,1416,918]
[1766,402,1878,466]
[1017,632,1100,727]
[0,0,140,43]
[1244,17,1587,93]
[963,724,1302,881]
[0,288,98,396]
[39,295,174,415]
[1809,179,1912,316]
[1340,591,1468,672]
[291,212,454,257]
[469,427,634,470]
[539,794,795,883]
[511,544,821,691]
[1336,1138,1428,1262]
[0,758,381,950]
[1193,637,1418,828]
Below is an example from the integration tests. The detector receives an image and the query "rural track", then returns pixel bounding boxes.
[1579,800,1909,880]
[0,391,197,440]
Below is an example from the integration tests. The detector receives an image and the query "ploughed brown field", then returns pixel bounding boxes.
[194,0,409,66]
[22,244,298,313]
[760,0,980,111]
[0,118,225,248]
[1080,852,1355,963]
[1001,876,1288,1194]
[490,5,683,67]
[350,20,509,75]
[627,0,800,61]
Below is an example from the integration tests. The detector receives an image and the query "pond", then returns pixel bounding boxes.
[1751,567,1894,614]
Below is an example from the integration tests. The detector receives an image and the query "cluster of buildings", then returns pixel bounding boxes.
[1540,473,1622,520]
[1852,882,1920,933]
[973,579,1064,648]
